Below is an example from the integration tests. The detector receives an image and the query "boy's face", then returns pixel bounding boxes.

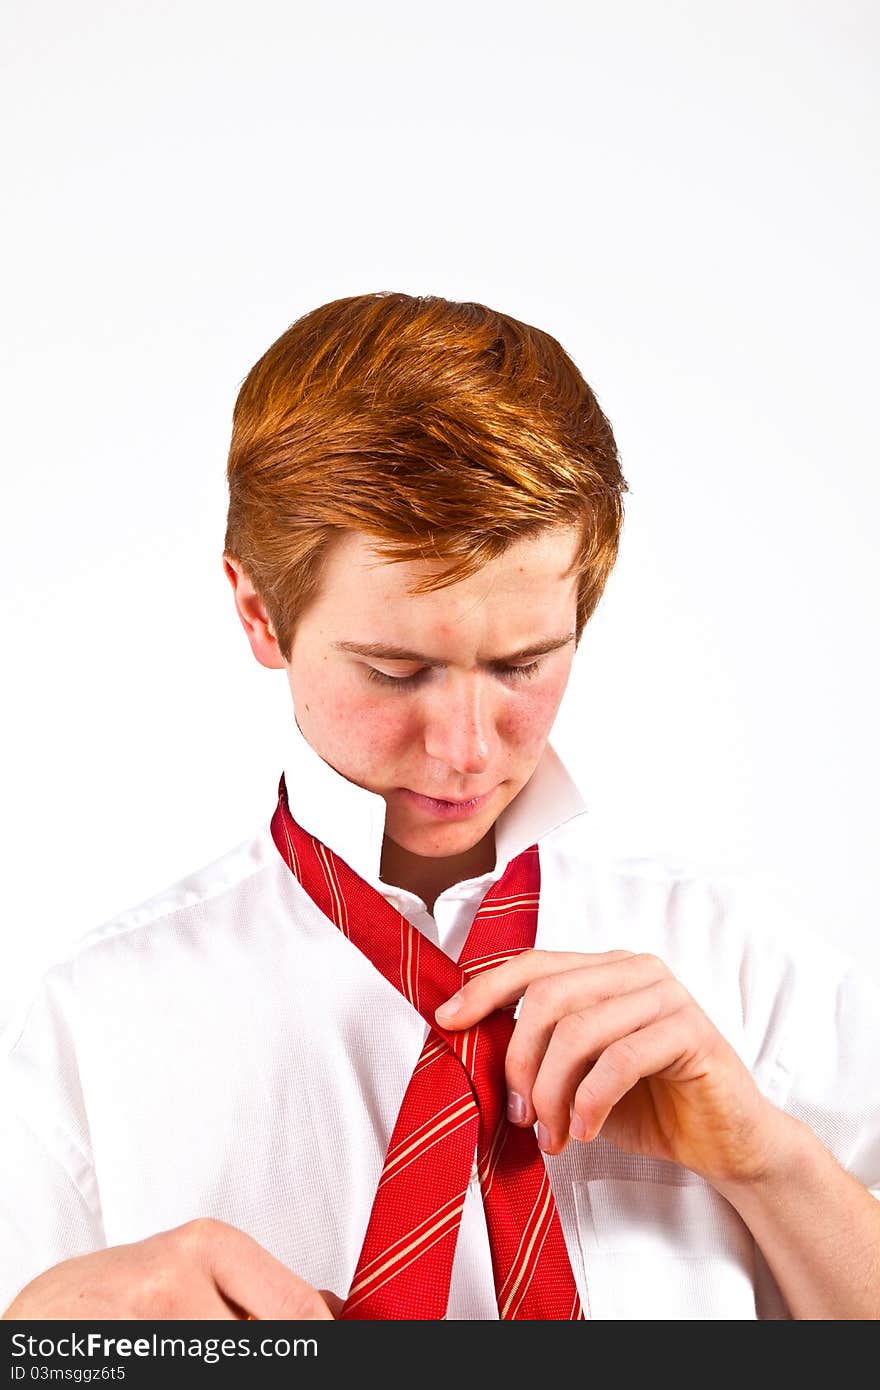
[226,524,581,865]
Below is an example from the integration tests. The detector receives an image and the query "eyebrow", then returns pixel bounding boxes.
[332,631,577,666]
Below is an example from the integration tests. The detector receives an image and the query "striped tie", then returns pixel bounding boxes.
[270,772,585,1320]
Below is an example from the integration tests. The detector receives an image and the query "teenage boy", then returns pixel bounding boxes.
[3,293,879,1320]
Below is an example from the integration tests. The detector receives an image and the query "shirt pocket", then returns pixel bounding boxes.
[572,1176,758,1320]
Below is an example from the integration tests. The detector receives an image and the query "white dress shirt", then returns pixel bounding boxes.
[2,717,879,1319]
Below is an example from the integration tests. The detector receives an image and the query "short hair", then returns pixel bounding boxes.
[223,291,628,663]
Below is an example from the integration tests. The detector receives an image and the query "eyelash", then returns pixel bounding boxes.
[365,660,545,690]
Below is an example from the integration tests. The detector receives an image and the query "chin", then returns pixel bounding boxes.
[391,813,494,855]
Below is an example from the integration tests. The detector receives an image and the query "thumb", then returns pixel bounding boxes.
[319,1288,345,1317]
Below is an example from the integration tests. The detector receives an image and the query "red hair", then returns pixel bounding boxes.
[224,291,628,662]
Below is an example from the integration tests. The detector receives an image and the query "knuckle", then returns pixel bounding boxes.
[521,976,555,1011]
[170,1216,228,1264]
[555,1011,592,1049]
[635,951,666,976]
[140,1269,179,1318]
[683,997,707,1029]
[175,1216,217,1248]
[659,975,689,1008]
[605,1036,641,1078]
[519,948,552,977]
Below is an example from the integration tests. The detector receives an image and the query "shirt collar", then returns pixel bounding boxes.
[281,713,589,891]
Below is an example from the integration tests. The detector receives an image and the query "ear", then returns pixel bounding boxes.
[222,554,287,670]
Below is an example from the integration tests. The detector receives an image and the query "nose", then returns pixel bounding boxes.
[422,672,494,777]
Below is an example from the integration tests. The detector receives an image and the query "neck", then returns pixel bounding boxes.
[380,828,497,916]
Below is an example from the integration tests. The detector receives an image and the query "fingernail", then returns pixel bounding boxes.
[536,1122,551,1151]
[435,992,462,1020]
[507,1092,528,1124]
[569,1112,587,1141]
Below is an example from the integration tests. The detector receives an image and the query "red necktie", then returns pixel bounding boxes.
[270,772,585,1320]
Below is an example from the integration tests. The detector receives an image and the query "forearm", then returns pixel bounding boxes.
[714,1108,880,1319]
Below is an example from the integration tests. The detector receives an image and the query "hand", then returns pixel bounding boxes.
[435,948,789,1186]
[2,1218,344,1320]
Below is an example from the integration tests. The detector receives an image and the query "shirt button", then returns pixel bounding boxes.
[469,1159,479,1185]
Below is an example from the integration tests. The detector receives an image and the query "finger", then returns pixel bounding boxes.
[528,977,689,1153]
[148,1285,253,1320]
[570,1009,697,1142]
[245,1289,343,1320]
[504,956,673,1126]
[175,1219,335,1321]
[220,1292,261,1320]
[434,949,637,1028]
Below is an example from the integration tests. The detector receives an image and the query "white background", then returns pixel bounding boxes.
[1,0,878,1023]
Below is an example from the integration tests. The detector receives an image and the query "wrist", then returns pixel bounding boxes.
[712,1102,817,1205]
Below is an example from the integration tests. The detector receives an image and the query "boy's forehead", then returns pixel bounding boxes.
[312,529,580,657]
[327,526,580,591]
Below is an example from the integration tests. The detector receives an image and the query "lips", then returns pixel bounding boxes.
[409,791,488,804]
[398,785,497,821]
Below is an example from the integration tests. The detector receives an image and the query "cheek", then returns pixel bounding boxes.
[359,697,415,747]
[498,678,567,749]
[318,685,416,762]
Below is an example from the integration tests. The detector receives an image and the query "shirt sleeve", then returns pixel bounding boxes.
[734,875,880,1199]
[0,964,106,1313]
[696,874,880,1321]
[773,957,880,1198]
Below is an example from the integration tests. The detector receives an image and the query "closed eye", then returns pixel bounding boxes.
[365,660,545,690]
